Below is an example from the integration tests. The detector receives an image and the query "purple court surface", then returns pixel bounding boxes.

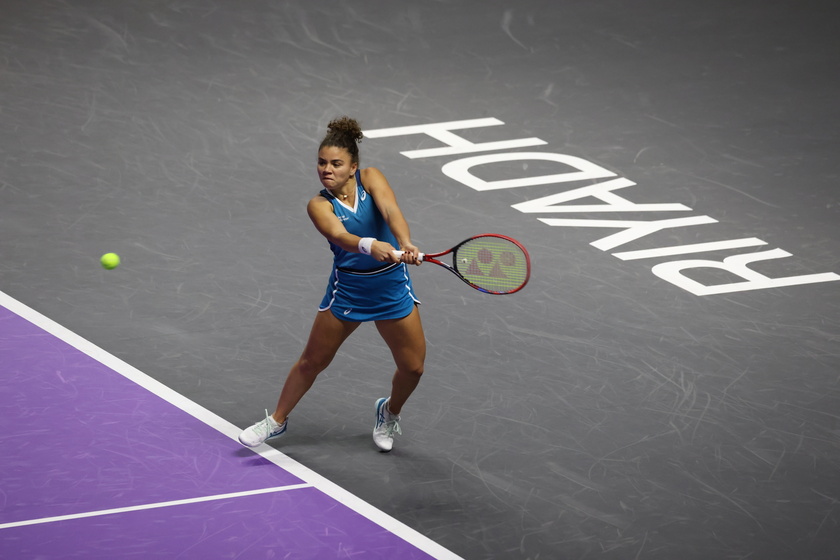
[0,295,460,559]
[2,1,839,559]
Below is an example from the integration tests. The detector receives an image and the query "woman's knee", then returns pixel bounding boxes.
[296,354,331,378]
[401,360,424,379]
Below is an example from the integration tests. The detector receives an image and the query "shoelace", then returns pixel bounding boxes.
[383,420,402,437]
[258,410,282,436]
[376,402,401,437]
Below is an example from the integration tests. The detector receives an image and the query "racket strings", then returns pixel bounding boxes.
[453,237,529,293]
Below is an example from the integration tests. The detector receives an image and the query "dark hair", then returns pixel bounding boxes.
[319,116,364,165]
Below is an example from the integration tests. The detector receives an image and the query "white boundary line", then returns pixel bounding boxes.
[0,484,312,530]
[0,290,464,560]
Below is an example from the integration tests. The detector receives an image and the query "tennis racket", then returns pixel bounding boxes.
[395,234,531,295]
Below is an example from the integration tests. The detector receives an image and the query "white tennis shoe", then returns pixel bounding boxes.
[373,397,401,452]
[238,411,287,447]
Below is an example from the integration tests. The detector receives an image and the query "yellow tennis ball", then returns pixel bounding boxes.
[100,253,120,270]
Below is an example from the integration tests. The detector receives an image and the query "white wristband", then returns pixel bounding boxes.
[358,237,376,256]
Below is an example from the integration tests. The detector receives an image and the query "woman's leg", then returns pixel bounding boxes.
[271,310,360,423]
[375,305,426,415]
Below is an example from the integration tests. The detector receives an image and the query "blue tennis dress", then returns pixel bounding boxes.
[318,170,420,322]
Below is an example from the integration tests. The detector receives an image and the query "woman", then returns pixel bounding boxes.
[239,116,425,452]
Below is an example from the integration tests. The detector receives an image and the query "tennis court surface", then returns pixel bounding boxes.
[2,1,839,558]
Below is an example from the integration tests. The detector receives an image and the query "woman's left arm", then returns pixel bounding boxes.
[362,167,420,264]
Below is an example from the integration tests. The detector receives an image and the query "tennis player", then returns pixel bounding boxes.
[239,116,425,452]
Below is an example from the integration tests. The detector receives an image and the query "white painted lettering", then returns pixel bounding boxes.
[442,152,616,192]
[613,238,767,261]
[538,215,718,251]
[511,178,691,213]
[652,249,840,295]
[364,118,546,159]
[367,117,840,295]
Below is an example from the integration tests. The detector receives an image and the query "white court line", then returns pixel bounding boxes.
[0,484,312,530]
[0,290,464,560]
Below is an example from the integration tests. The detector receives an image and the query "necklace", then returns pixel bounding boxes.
[335,179,355,200]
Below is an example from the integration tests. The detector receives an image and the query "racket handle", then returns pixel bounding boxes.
[392,250,426,261]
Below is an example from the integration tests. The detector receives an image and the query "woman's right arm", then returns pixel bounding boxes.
[307,196,400,262]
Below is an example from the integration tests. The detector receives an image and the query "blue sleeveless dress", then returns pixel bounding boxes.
[318,170,420,321]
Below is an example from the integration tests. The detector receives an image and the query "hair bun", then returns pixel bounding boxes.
[327,116,363,143]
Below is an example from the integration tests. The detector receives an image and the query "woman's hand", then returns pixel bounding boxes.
[369,240,399,263]
[370,241,421,265]
[397,243,422,266]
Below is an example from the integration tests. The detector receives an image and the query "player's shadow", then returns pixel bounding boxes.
[231,432,379,466]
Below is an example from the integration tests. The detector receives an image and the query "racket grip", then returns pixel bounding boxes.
[392,250,426,261]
